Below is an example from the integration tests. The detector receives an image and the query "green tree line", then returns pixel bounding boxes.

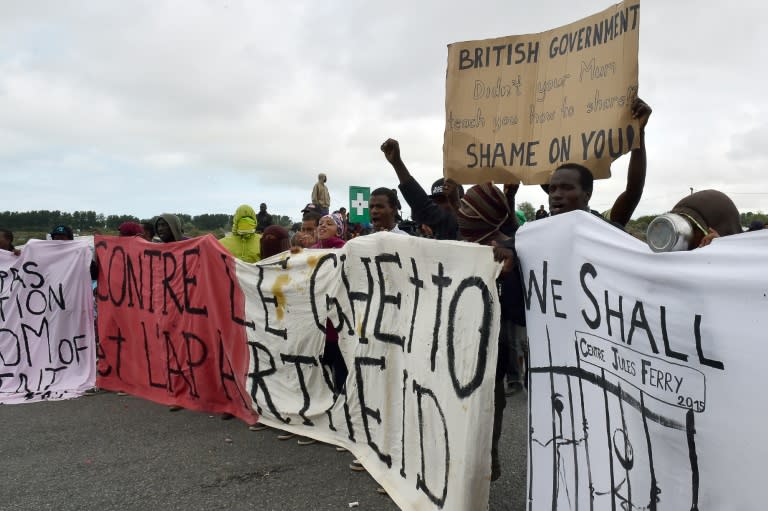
[0,210,294,233]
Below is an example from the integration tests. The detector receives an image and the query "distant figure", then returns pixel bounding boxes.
[50,225,74,240]
[219,205,262,263]
[312,173,331,215]
[535,205,549,220]
[0,228,20,255]
[748,220,765,232]
[256,203,273,233]
[118,222,144,237]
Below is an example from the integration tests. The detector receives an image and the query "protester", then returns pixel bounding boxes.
[292,211,321,248]
[118,222,143,237]
[288,212,349,446]
[313,213,346,249]
[748,220,765,232]
[50,224,74,240]
[311,173,331,215]
[260,225,290,259]
[256,203,273,233]
[154,214,187,411]
[456,182,525,482]
[349,187,409,480]
[546,163,613,224]
[534,205,549,220]
[381,138,462,240]
[647,190,742,251]
[369,187,408,235]
[154,214,186,243]
[539,98,652,227]
[141,220,156,242]
[219,205,262,263]
[0,228,20,255]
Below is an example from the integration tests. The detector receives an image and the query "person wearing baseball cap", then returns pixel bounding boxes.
[301,203,319,214]
[381,138,462,240]
[50,225,74,240]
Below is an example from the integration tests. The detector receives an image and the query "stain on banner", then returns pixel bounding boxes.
[0,240,96,403]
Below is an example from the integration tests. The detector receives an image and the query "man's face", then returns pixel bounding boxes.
[443,179,460,202]
[0,233,11,251]
[156,218,174,243]
[548,168,590,215]
[260,203,267,212]
[370,195,395,231]
[51,233,71,241]
[297,219,318,247]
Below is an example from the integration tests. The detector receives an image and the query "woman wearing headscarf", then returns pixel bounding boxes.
[282,213,348,446]
[260,225,290,259]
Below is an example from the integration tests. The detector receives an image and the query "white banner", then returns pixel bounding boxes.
[238,233,500,511]
[516,211,768,510]
[0,240,96,403]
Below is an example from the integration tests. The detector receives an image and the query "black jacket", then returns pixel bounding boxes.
[398,177,459,240]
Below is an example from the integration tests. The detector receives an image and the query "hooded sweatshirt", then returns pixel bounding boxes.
[219,205,262,263]
[155,214,186,242]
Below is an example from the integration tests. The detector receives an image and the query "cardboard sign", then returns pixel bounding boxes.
[515,211,768,510]
[0,240,96,403]
[444,1,640,184]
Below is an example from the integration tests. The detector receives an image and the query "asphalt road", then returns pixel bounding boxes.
[0,389,527,511]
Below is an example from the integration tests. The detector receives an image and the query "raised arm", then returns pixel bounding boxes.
[610,98,652,226]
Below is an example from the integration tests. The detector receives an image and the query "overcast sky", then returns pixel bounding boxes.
[2,0,766,223]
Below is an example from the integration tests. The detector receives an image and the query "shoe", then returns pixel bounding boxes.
[116,391,128,396]
[221,413,234,420]
[349,459,366,472]
[83,388,98,396]
[335,446,347,452]
[249,424,268,432]
[169,405,183,412]
[277,433,296,441]
[297,437,317,446]
[376,487,388,495]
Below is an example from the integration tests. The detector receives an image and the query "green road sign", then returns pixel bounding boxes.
[348,186,370,224]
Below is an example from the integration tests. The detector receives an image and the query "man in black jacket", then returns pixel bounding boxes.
[381,138,463,240]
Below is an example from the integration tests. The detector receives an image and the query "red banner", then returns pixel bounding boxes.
[94,235,256,423]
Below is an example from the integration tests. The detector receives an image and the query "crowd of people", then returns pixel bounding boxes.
[2,96,767,494]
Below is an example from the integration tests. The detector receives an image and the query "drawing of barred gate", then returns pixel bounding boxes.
[527,327,704,511]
